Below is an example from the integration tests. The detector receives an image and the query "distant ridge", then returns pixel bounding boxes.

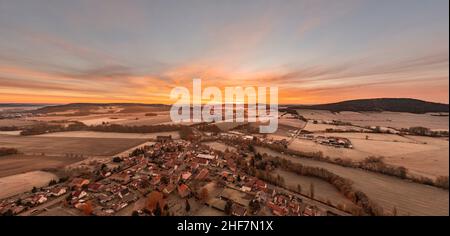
[288,98,449,114]
[0,103,56,107]
[39,103,169,108]
[34,103,170,114]
[26,98,450,114]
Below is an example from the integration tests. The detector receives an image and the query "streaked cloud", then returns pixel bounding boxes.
[0,0,448,104]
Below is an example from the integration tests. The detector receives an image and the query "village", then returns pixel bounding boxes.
[0,133,347,217]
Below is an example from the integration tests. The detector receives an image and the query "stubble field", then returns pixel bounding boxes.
[0,134,148,156]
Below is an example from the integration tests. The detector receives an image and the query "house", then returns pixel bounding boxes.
[181,171,192,181]
[87,183,104,192]
[97,194,113,204]
[241,186,252,192]
[164,160,175,169]
[150,175,161,186]
[22,196,36,206]
[113,202,128,211]
[221,171,230,179]
[118,188,130,199]
[196,158,209,166]
[254,180,267,190]
[197,153,216,160]
[231,204,248,216]
[11,205,26,215]
[303,206,316,216]
[129,179,150,191]
[274,194,289,205]
[33,195,48,205]
[49,187,67,197]
[69,178,90,189]
[74,202,89,210]
[109,184,125,194]
[209,159,220,167]
[177,184,191,198]
[190,162,200,170]
[111,172,131,184]
[195,168,209,180]
[72,190,88,200]
[226,175,235,183]
[163,184,176,195]
[102,171,112,177]
[288,202,301,215]
[267,202,288,216]
[103,209,115,215]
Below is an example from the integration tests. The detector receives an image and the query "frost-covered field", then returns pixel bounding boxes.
[256,147,449,216]
[297,109,449,131]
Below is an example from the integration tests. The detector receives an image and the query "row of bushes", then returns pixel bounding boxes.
[20,124,63,135]
[400,126,449,137]
[0,147,18,157]
[87,124,181,133]
[19,122,182,135]
[275,157,383,216]
[0,126,20,131]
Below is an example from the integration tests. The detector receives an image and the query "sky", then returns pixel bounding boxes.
[0,0,448,104]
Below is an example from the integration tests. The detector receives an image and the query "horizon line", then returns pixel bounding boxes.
[1,97,449,106]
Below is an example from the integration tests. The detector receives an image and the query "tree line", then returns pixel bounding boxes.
[19,122,182,135]
[0,147,18,157]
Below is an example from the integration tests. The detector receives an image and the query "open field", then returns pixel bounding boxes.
[284,132,449,178]
[256,147,449,216]
[80,117,127,125]
[25,105,172,126]
[114,114,172,126]
[303,123,371,132]
[36,104,169,115]
[278,118,307,129]
[25,112,173,126]
[203,141,237,152]
[0,134,148,156]
[385,136,449,178]
[0,119,40,127]
[274,169,356,209]
[37,131,180,140]
[297,110,449,131]
[0,171,58,199]
[0,154,83,178]
[0,131,21,136]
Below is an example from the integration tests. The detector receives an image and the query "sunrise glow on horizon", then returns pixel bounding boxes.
[0,0,448,105]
